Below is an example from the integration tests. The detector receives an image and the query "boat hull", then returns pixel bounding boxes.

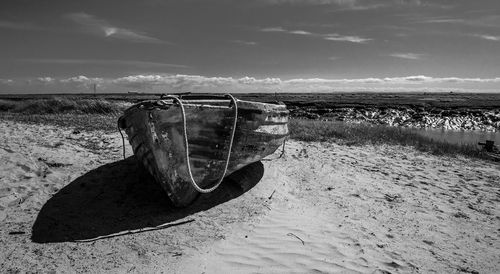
[119,98,289,207]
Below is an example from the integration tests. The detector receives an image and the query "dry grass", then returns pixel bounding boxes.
[0,98,127,133]
[0,97,126,115]
[0,113,120,133]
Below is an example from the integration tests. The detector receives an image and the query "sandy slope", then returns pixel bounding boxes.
[0,120,499,273]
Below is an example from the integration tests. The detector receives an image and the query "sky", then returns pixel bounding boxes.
[1,0,499,93]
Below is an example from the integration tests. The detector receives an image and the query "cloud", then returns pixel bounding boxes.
[261,27,371,43]
[112,74,236,90]
[261,0,358,6]
[4,74,500,94]
[2,75,103,93]
[231,40,258,46]
[260,27,287,32]
[237,77,282,85]
[389,75,431,82]
[273,75,500,85]
[260,0,384,10]
[476,35,500,41]
[113,75,281,90]
[418,15,500,28]
[91,74,500,89]
[59,75,103,84]
[0,79,13,84]
[260,0,448,10]
[420,18,465,24]
[388,53,425,60]
[0,21,42,31]
[323,34,371,43]
[19,58,188,69]
[380,76,500,84]
[65,12,168,44]
[284,77,384,84]
[289,30,314,35]
[36,77,56,83]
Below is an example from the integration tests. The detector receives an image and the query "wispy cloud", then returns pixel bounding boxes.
[65,12,168,44]
[323,34,371,43]
[0,78,13,84]
[288,75,500,84]
[261,0,450,10]
[260,0,382,10]
[388,53,425,60]
[475,34,500,41]
[420,18,465,24]
[289,30,314,35]
[261,0,358,6]
[231,40,258,46]
[261,27,371,43]
[0,20,43,31]
[469,15,500,28]
[260,27,287,32]
[19,58,188,68]
[418,15,500,28]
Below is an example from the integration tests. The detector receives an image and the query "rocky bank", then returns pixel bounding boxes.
[289,106,500,131]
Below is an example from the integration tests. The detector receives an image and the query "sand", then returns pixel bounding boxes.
[0,120,499,273]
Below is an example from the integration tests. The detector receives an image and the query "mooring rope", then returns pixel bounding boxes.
[261,138,287,161]
[117,119,126,160]
[162,94,238,193]
[74,219,195,242]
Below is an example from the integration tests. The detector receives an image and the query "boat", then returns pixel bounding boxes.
[118,94,289,207]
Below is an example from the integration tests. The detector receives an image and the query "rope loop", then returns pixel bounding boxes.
[162,94,238,193]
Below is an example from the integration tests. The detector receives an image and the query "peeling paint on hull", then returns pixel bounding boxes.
[119,98,289,207]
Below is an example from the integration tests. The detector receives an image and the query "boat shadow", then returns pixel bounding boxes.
[31,157,264,243]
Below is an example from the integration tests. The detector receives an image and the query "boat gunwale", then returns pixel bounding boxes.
[122,99,289,116]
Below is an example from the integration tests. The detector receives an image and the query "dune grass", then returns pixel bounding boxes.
[0,97,126,115]
[0,113,121,133]
[0,97,126,133]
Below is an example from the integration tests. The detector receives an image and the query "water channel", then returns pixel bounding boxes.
[405,127,500,147]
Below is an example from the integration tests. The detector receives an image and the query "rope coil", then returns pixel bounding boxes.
[162,94,239,193]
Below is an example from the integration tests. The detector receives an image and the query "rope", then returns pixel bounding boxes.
[162,94,238,193]
[74,219,195,242]
[279,139,286,158]
[117,119,126,160]
[261,138,287,161]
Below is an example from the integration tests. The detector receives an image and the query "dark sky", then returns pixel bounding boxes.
[1,0,499,93]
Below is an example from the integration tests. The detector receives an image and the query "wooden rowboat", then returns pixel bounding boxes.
[118,94,289,207]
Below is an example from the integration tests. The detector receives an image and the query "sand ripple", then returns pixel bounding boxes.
[185,195,412,273]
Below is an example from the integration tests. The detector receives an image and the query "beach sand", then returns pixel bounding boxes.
[0,120,499,273]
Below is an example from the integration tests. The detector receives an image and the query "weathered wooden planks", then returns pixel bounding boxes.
[119,98,289,207]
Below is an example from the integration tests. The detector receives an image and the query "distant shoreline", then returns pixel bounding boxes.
[1,92,499,131]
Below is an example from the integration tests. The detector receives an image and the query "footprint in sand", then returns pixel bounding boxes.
[298,148,309,158]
